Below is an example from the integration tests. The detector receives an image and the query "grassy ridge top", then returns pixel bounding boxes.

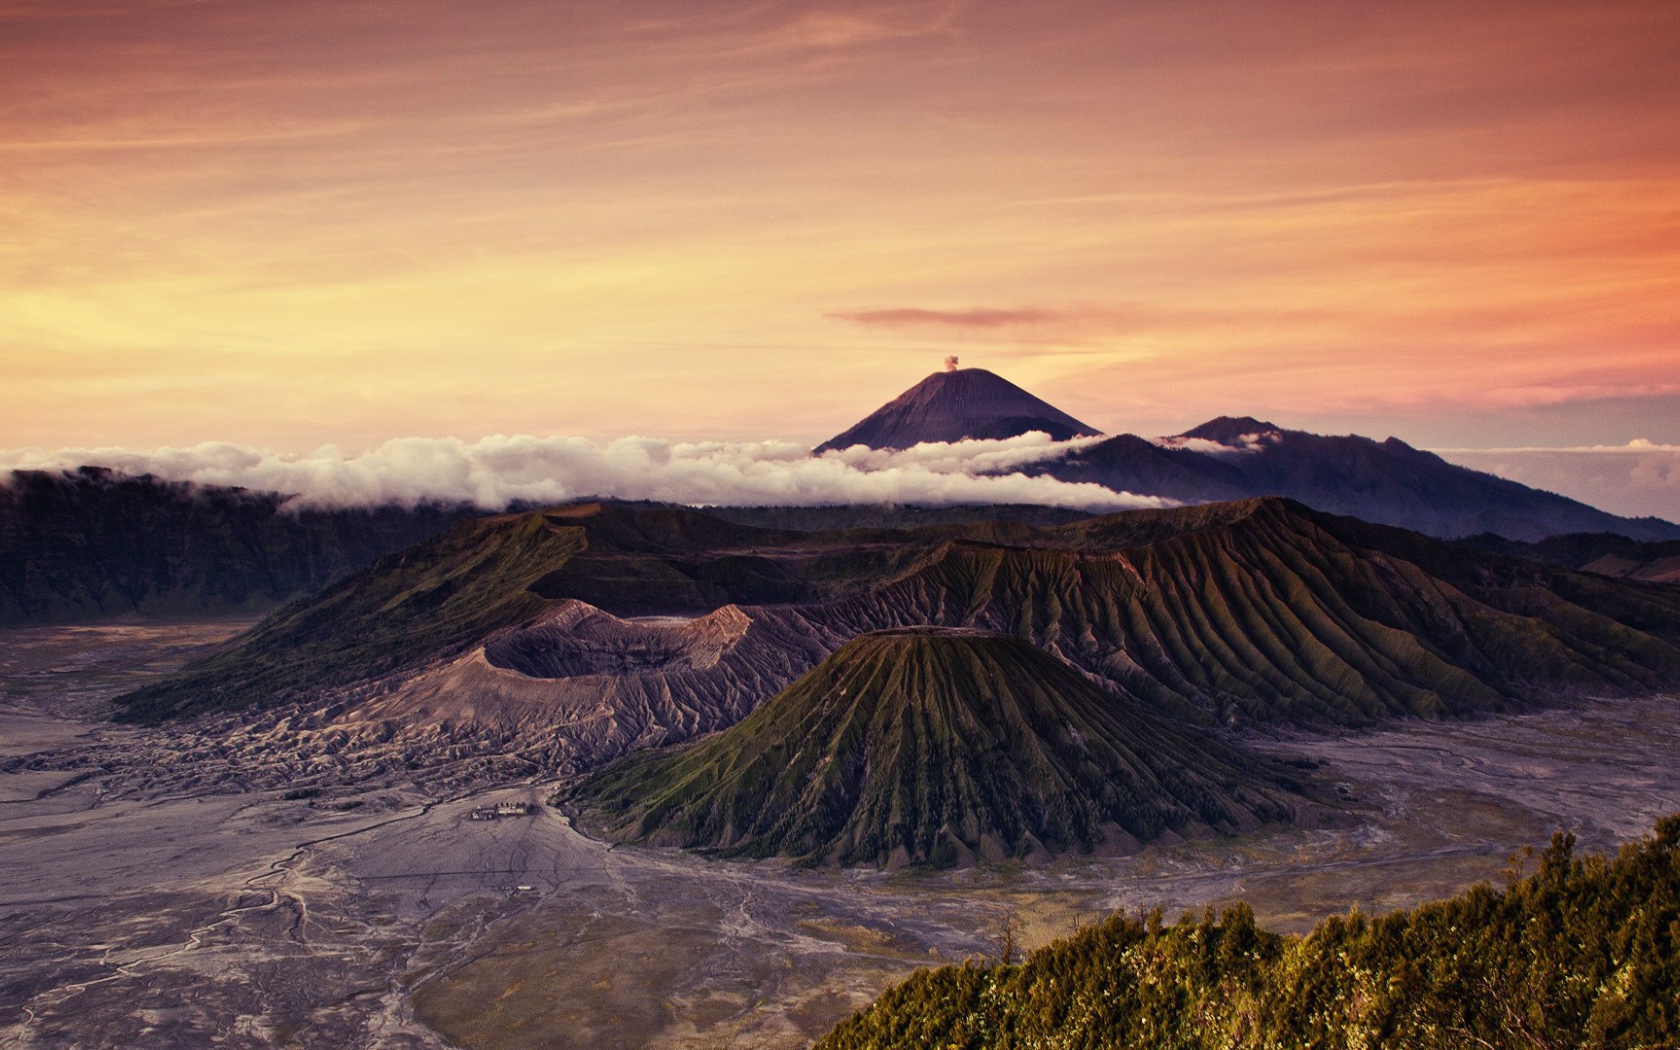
[118,496,1680,725]
[0,467,471,624]
[567,630,1303,867]
[117,512,585,720]
[858,497,1680,725]
[817,815,1680,1049]
[114,499,1275,721]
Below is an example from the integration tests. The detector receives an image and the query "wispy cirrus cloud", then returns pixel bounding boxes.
[830,307,1061,329]
[826,303,1348,340]
[3,0,1679,454]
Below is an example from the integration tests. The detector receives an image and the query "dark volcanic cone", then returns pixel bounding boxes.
[814,367,1100,453]
[566,628,1303,868]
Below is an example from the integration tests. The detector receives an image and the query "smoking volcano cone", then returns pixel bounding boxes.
[814,368,1100,452]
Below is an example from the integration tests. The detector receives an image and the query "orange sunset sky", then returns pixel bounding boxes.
[3,0,1678,462]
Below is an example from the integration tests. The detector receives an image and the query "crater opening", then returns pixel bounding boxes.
[483,608,744,679]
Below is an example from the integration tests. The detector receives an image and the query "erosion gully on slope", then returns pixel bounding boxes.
[2,622,1679,1049]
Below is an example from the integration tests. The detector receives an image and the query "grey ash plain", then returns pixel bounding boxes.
[4,622,1680,1049]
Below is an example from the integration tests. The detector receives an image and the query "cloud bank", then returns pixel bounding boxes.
[1436,441,1680,521]
[0,432,1165,513]
[1154,432,1279,457]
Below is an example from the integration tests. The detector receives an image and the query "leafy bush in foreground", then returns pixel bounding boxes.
[819,815,1680,1049]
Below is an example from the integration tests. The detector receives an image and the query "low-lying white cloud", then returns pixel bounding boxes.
[1153,432,1279,456]
[0,432,1168,512]
[1436,441,1680,521]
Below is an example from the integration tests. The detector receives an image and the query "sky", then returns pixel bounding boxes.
[2,0,1678,514]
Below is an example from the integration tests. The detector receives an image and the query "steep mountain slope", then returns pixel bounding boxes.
[814,367,1099,452]
[1,469,1078,630]
[114,501,921,721]
[1044,417,1680,542]
[115,510,585,720]
[1460,531,1680,584]
[794,499,1680,727]
[121,500,1680,756]
[809,366,1678,540]
[1032,432,1254,503]
[567,630,1304,866]
[0,467,472,624]
[701,502,1092,531]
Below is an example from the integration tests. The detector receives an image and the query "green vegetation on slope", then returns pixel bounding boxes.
[0,467,471,624]
[818,815,1680,1049]
[567,630,1302,867]
[112,500,954,721]
[117,511,585,720]
[1459,530,1680,584]
[692,502,1092,532]
[119,497,1680,728]
[859,498,1680,726]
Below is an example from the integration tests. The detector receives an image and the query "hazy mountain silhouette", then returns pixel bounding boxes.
[814,367,1100,452]
[1042,415,1680,542]
[0,468,472,625]
[814,370,1679,541]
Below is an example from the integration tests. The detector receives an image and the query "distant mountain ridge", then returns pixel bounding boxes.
[0,468,473,625]
[1456,531,1680,584]
[1041,415,1680,542]
[813,370,1680,541]
[0,472,1100,627]
[814,367,1100,452]
[121,500,1680,769]
[10,372,1679,631]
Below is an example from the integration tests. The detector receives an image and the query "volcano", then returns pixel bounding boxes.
[565,628,1303,867]
[124,497,1680,734]
[1041,416,1680,542]
[813,367,1100,453]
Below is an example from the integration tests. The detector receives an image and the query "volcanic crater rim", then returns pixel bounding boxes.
[483,602,751,679]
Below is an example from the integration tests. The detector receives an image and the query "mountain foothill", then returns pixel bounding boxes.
[564,628,1311,868]
[11,367,1680,870]
[101,491,1680,867]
